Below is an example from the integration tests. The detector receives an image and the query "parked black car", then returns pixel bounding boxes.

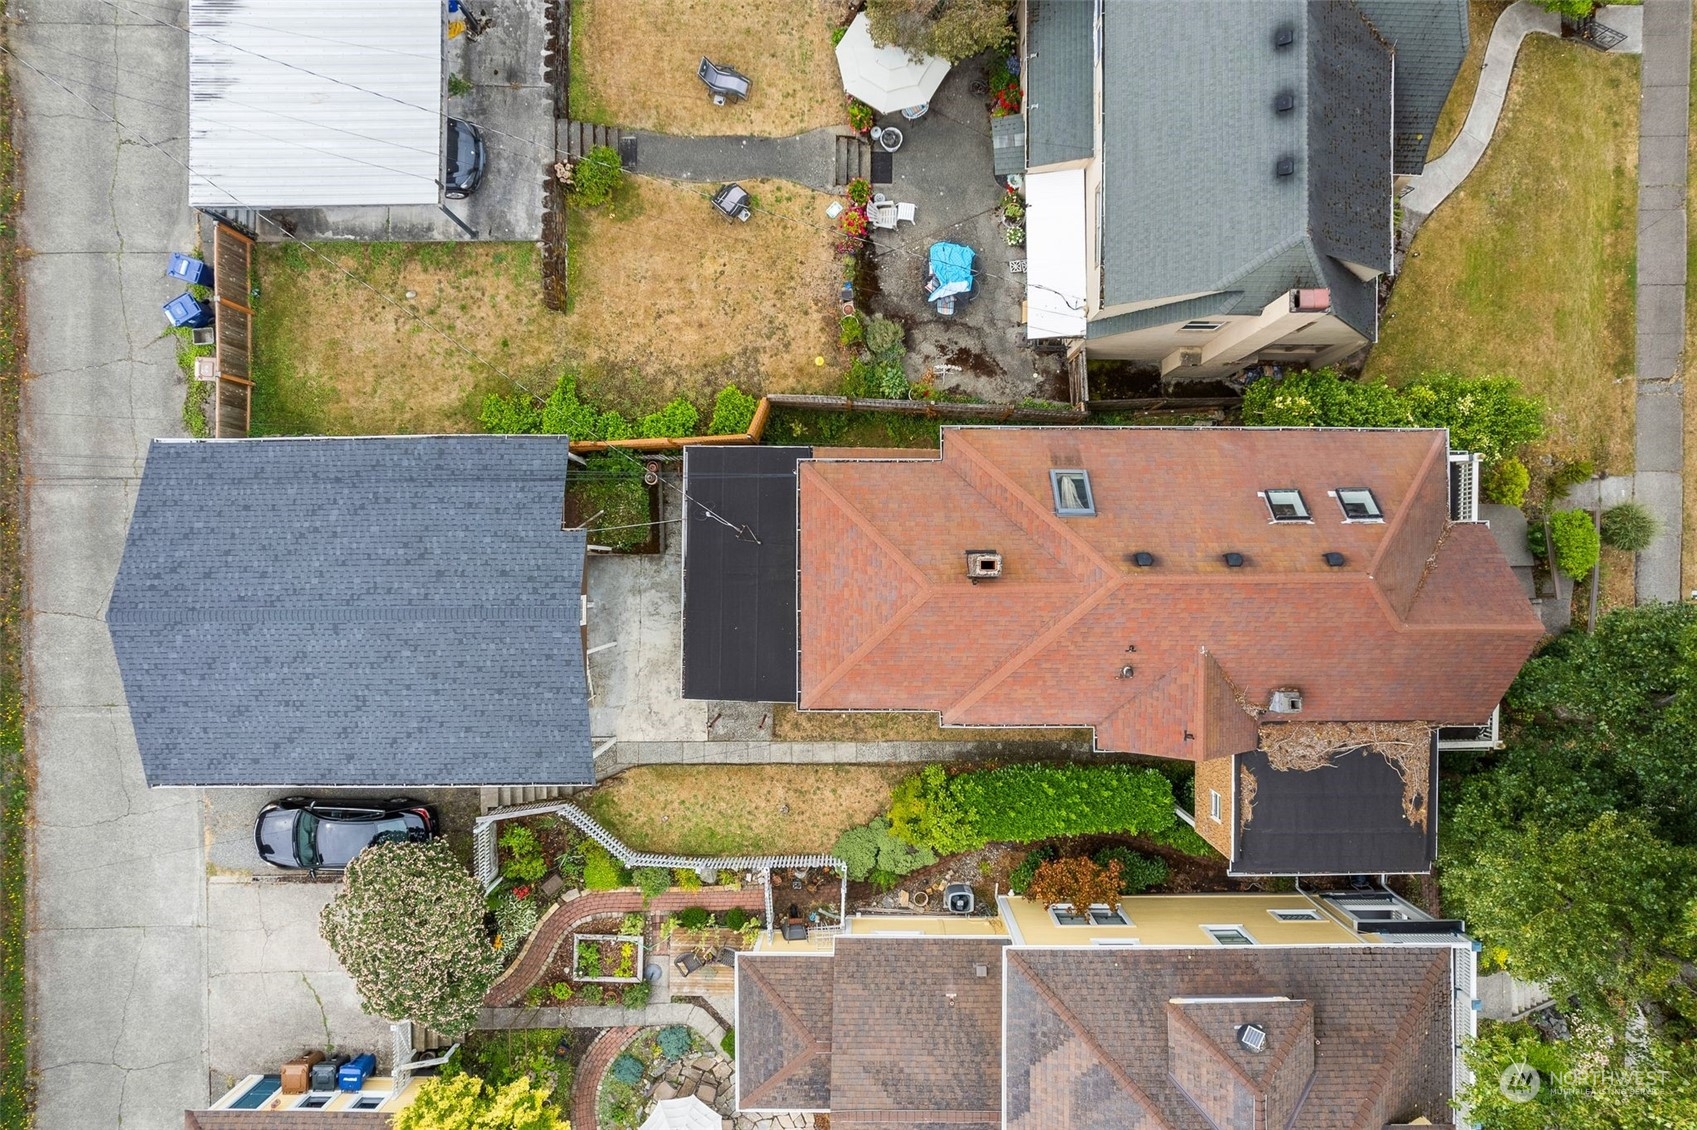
[444,117,487,199]
[255,797,438,872]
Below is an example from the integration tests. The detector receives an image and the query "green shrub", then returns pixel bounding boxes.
[1601,502,1659,552]
[832,817,935,881]
[577,984,605,1006]
[723,907,750,930]
[1550,458,1596,494]
[672,868,703,891]
[842,358,875,398]
[480,390,545,434]
[863,314,905,359]
[871,358,910,399]
[608,1054,644,1086]
[708,384,759,435]
[620,981,651,1009]
[839,314,864,348]
[575,940,601,977]
[583,843,625,890]
[447,73,473,97]
[1093,847,1169,893]
[1242,368,1544,464]
[572,145,623,207]
[898,764,1178,853]
[1482,456,1531,507]
[549,981,574,1003]
[1147,820,1218,858]
[632,867,672,900]
[721,1028,735,1057]
[539,374,630,441]
[620,912,646,936]
[867,868,900,892]
[675,907,711,930]
[556,846,586,888]
[846,178,871,206]
[656,1026,692,1061]
[492,891,539,942]
[636,397,698,439]
[1008,845,1056,895]
[498,826,548,883]
[888,765,977,854]
[1549,509,1601,579]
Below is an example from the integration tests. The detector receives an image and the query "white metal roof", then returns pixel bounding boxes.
[1025,168,1089,339]
[188,0,443,208]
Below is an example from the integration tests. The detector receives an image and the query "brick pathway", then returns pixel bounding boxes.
[571,1025,640,1130]
[487,886,767,1007]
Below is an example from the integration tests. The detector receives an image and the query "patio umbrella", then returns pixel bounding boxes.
[834,12,951,114]
[640,1097,721,1130]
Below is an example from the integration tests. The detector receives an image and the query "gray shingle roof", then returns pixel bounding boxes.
[1096,1,1392,337]
[1026,0,1095,168]
[1354,0,1470,174]
[108,436,592,787]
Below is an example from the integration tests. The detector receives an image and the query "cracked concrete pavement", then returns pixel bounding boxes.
[14,1,387,1124]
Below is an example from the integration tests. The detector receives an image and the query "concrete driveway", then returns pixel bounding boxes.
[256,0,555,242]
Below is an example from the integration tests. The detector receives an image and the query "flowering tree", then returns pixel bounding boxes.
[392,1074,564,1130]
[1024,856,1123,912]
[319,839,503,1033]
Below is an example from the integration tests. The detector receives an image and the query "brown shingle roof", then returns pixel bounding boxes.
[1004,946,1456,1130]
[797,427,1542,756]
[736,953,835,1110]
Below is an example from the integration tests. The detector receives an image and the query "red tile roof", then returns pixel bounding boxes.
[797,427,1542,759]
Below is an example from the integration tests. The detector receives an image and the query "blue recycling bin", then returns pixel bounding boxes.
[162,293,213,329]
[336,1053,377,1092]
[166,252,213,287]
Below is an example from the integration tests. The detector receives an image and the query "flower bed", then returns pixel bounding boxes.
[573,932,645,983]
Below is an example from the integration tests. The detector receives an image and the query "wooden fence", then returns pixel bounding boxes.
[211,223,255,436]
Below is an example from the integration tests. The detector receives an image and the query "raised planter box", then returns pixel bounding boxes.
[571,932,645,983]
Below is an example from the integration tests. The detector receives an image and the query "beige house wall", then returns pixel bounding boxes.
[1000,893,1361,947]
[1193,755,1236,859]
[1085,311,1366,379]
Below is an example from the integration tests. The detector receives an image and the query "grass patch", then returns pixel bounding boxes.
[251,178,840,435]
[1427,2,1511,162]
[568,457,652,550]
[1366,36,1638,476]
[0,7,29,1123]
[771,704,1092,745]
[765,407,944,448]
[583,765,911,855]
[571,0,844,136]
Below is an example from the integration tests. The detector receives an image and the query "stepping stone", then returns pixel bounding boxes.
[697,1084,717,1104]
[652,1081,677,1101]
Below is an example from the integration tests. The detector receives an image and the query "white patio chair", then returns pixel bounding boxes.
[895,202,916,226]
[868,202,898,230]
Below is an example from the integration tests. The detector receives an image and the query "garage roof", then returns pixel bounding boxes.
[107,436,593,787]
[188,0,443,208]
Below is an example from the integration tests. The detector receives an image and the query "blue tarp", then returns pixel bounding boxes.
[929,241,975,301]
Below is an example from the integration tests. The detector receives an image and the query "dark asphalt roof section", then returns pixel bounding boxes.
[1096,0,1390,336]
[108,436,593,787]
[1233,741,1438,875]
[1026,0,1095,168]
[1354,0,1470,175]
[681,446,810,702]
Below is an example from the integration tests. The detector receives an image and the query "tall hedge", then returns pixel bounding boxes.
[889,763,1177,853]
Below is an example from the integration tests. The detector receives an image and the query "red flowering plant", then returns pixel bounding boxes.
[834,204,869,253]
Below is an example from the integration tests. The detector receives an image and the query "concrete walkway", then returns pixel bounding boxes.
[596,736,1096,775]
[628,127,843,193]
[1401,2,1561,226]
[1630,0,1691,603]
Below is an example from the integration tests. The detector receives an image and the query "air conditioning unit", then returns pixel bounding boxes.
[944,883,975,914]
[965,550,1002,579]
[1268,688,1303,714]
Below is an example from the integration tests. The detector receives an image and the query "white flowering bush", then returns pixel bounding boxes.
[319,839,503,1033]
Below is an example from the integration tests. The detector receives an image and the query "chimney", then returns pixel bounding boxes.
[965,550,1003,580]
[1268,688,1303,714]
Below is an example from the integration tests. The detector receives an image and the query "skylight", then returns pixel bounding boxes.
[1050,469,1095,516]
[1337,487,1382,521]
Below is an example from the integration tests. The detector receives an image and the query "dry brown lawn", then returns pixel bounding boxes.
[771,704,1093,745]
[571,0,846,136]
[251,177,841,434]
[582,764,911,855]
[1366,37,1638,476]
[1427,2,1511,162]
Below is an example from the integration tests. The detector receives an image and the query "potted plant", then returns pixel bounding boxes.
[1004,224,1025,247]
[847,98,874,134]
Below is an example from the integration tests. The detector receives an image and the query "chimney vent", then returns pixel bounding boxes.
[1269,688,1304,714]
[1119,665,1135,679]
[1237,1023,1268,1053]
[1223,552,1245,568]
[1292,287,1332,313]
[1322,551,1346,567]
[965,550,1003,579]
[1275,156,1296,178]
[1273,23,1295,48]
[1273,90,1296,113]
[1131,551,1156,568]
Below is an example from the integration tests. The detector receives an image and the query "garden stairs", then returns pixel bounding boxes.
[561,120,636,167]
[832,132,872,188]
[480,785,576,811]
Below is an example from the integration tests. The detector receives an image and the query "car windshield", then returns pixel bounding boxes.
[294,811,319,868]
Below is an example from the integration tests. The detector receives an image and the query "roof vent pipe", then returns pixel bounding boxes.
[1223,552,1246,568]
[1131,551,1156,567]
[1275,156,1296,178]
[1273,91,1296,113]
[1322,551,1346,567]
[1273,24,1296,48]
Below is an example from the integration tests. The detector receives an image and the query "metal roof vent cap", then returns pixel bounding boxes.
[1237,1023,1268,1053]
[1275,156,1296,178]
[1322,551,1346,567]
[1273,23,1295,48]
[1131,551,1156,567]
[1223,552,1246,568]
[1273,90,1296,113]
[965,550,1003,580]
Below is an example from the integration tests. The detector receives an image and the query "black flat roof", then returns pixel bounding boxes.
[681,446,810,701]
[1232,740,1438,876]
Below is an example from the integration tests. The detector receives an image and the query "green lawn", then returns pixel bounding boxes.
[1367,36,1639,475]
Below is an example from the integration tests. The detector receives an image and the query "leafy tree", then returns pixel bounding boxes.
[1242,367,1544,464]
[1548,509,1601,579]
[1025,856,1123,912]
[393,1074,564,1130]
[1600,502,1659,552]
[319,840,504,1034]
[1459,1019,1697,1130]
[480,391,544,434]
[1483,455,1531,507]
[832,817,936,880]
[865,0,1013,64]
[571,144,623,207]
